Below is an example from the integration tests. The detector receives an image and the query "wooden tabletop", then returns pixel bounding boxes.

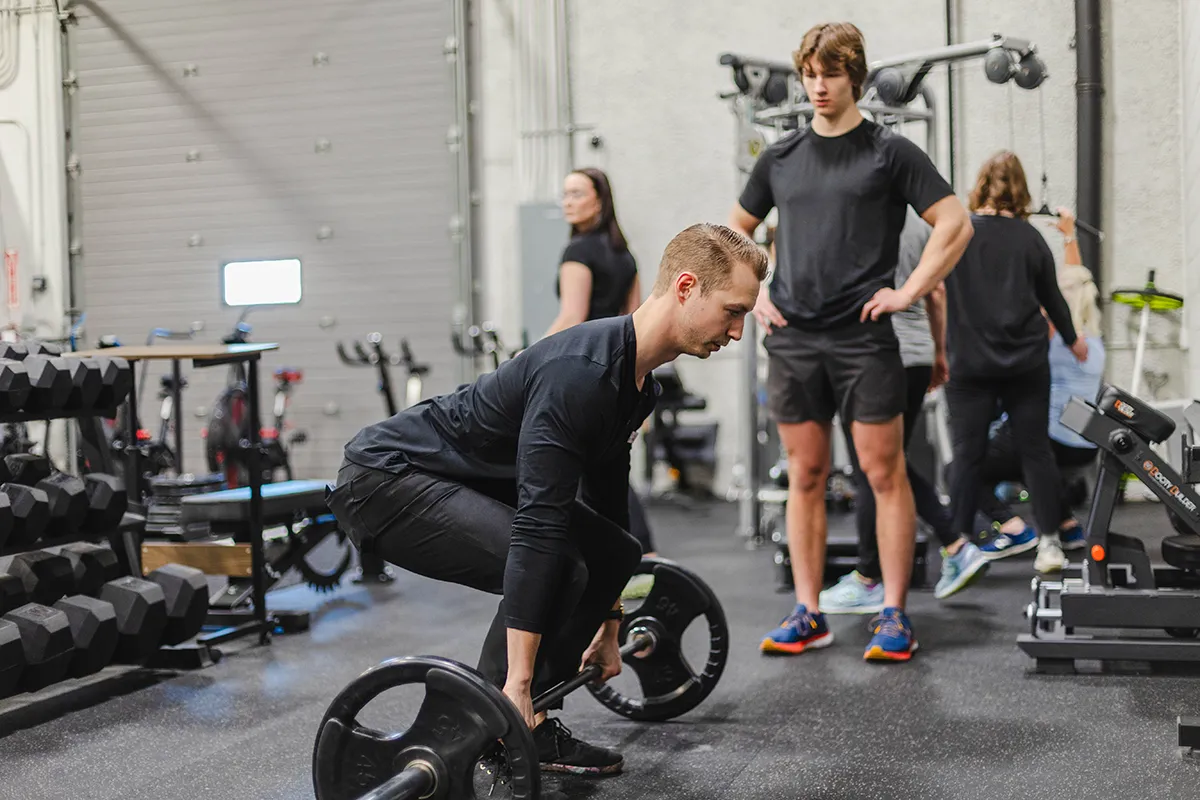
[65,343,279,361]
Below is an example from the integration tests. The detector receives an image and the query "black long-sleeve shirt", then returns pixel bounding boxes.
[943,214,1078,378]
[343,315,656,632]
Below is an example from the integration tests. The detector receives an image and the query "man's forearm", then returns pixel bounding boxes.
[506,627,542,685]
[900,216,971,303]
[925,283,947,352]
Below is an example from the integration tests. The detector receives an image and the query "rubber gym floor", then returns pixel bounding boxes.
[1,500,1197,800]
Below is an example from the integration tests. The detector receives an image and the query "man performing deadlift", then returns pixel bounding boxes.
[326,222,767,776]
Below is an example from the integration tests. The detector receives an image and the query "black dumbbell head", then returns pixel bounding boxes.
[0,489,11,549]
[0,618,22,699]
[63,359,102,411]
[30,342,62,357]
[5,454,52,487]
[20,356,72,413]
[0,343,30,361]
[58,542,122,597]
[3,484,50,547]
[147,564,209,645]
[2,602,74,691]
[0,360,30,412]
[7,550,74,605]
[37,473,88,535]
[0,572,28,615]
[83,474,128,532]
[53,595,117,678]
[93,356,133,409]
[100,576,167,663]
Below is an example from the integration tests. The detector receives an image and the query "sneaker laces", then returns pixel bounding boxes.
[868,613,909,639]
[543,717,575,749]
[780,608,817,631]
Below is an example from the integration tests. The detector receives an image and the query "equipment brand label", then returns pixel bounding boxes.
[1143,458,1198,513]
[1114,400,1136,418]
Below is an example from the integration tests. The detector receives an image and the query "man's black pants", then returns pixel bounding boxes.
[326,460,643,705]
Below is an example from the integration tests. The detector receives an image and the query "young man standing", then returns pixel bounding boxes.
[729,22,973,661]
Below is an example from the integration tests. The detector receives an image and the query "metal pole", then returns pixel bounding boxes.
[1075,0,1103,291]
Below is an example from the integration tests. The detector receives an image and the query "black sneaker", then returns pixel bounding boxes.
[532,717,623,776]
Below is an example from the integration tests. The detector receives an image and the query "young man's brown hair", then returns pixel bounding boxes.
[793,22,868,101]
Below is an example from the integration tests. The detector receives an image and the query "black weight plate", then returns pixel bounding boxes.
[587,558,729,722]
[313,655,539,800]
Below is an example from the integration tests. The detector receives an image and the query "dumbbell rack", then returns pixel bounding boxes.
[66,343,282,650]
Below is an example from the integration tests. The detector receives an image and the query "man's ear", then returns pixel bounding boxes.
[675,271,698,302]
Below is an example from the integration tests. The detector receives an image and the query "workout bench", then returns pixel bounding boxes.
[141,479,348,641]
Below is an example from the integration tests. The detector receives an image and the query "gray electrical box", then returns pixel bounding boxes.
[520,202,570,342]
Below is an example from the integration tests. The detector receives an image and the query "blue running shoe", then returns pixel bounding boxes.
[935,541,989,599]
[818,571,884,614]
[1060,524,1086,551]
[864,607,918,662]
[979,526,1039,560]
[760,604,833,655]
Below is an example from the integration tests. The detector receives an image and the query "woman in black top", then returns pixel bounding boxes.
[942,152,1087,564]
[545,167,657,566]
[545,168,641,333]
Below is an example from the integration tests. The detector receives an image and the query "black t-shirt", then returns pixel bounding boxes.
[943,214,1078,378]
[343,316,657,633]
[558,230,638,321]
[738,119,954,329]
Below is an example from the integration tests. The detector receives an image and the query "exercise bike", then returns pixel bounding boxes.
[1019,384,1200,672]
[335,333,430,416]
[204,311,307,487]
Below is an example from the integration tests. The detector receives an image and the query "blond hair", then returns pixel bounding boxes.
[651,224,769,296]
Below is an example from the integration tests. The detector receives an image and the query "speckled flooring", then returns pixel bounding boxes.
[1,500,1197,799]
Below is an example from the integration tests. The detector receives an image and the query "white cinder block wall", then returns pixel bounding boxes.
[1183,0,1200,397]
[476,0,1187,495]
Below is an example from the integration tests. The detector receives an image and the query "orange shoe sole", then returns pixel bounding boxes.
[863,644,917,662]
[760,631,832,655]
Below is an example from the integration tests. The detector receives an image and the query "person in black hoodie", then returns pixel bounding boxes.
[942,151,1088,565]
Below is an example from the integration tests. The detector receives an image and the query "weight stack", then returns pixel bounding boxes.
[145,473,225,540]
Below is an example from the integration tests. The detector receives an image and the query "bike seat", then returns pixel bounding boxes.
[1163,535,1200,572]
[1096,385,1176,444]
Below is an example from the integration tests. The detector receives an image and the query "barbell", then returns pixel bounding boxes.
[312,558,729,800]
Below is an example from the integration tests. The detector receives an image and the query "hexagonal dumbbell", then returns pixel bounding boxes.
[92,356,133,409]
[0,359,31,413]
[62,358,102,412]
[0,573,28,615]
[2,602,74,691]
[5,456,88,536]
[53,595,118,679]
[6,356,72,413]
[6,549,74,606]
[82,474,128,532]
[0,618,22,699]
[99,576,167,663]
[58,542,122,597]
[2,484,50,548]
[146,564,209,646]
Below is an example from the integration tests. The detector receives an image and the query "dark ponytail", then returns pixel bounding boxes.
[571,167,629,253]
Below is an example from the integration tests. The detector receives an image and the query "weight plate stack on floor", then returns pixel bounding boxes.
[145,473,225,539]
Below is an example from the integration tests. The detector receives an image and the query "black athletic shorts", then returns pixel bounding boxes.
[764,318,906,425]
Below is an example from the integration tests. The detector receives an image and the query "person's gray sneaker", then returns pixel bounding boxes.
[818,570,884,614]
[935,541,989,599]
